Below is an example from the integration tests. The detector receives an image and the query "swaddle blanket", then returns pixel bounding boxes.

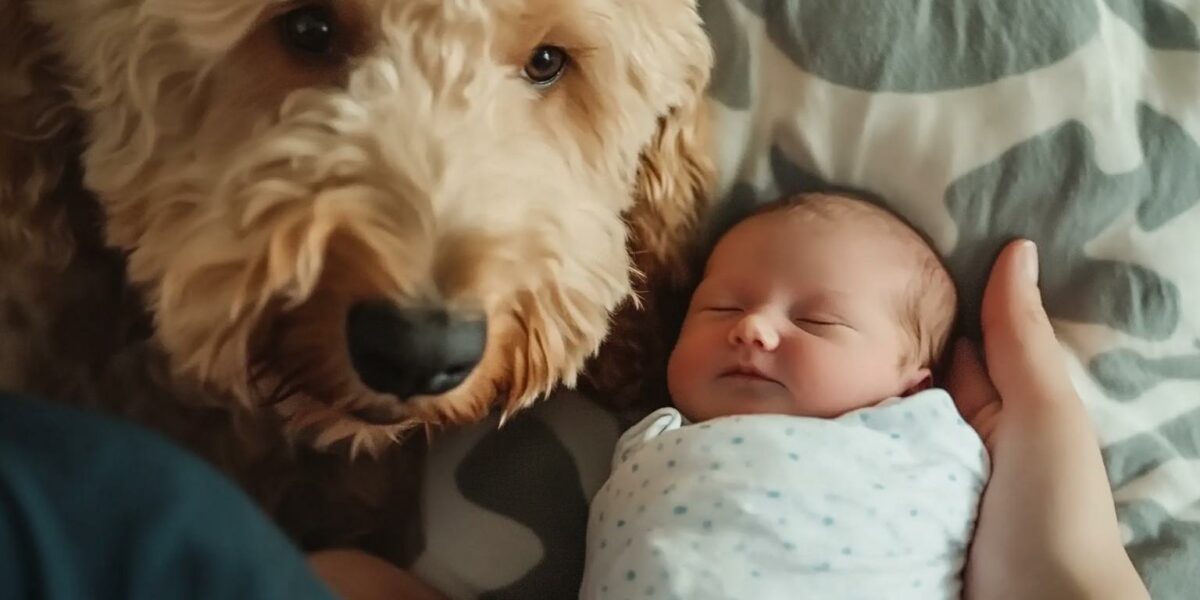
[580,389,989,600]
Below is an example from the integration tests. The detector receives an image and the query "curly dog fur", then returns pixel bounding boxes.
[1,0,712,560]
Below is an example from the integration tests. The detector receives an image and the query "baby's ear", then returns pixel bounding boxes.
[902,368,933,396]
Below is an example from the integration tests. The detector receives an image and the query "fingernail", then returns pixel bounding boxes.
[1021,240,1039,284]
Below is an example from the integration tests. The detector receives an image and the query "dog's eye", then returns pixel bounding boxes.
[279,5,337,57]
[523,45,569,88]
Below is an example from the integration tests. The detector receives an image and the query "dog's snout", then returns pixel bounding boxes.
[346,301,486,400]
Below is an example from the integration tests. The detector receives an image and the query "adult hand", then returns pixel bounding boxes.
[945,239,1147,600]
[309,549,448,600]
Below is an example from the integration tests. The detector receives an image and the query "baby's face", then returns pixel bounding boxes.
[667,208,931,422]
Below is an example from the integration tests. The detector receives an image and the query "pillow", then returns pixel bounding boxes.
[408,2,1200,597]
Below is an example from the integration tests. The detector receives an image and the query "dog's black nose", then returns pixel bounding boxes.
[346,301,486,400]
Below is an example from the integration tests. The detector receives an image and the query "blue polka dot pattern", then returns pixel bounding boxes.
[580,390,987,600]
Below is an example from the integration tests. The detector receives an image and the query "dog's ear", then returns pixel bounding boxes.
[0,1,82,266]
[626,22,715,290]
[587,78,714,420]
[583,12,714,418]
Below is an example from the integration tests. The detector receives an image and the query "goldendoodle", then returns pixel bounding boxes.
[0,0,712,558]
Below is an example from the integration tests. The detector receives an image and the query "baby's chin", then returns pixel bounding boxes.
[677,379,879,421]
[676,380,802,422]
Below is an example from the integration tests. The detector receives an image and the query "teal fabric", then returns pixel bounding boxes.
[0,393,336,600]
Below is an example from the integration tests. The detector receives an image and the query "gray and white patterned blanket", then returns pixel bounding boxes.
[408,2,1200,597]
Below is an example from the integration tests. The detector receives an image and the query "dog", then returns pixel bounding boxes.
[1,0,713,563]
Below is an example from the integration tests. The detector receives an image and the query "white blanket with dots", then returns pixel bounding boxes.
[579,389,989,600]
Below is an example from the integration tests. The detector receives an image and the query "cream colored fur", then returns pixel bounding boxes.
[1,0,713,459]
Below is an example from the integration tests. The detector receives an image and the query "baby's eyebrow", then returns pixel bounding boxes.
[689,278,735,303]
[798,288,854,309]
[813,288,853,302]
[697,272,753,293]
[794,290,868,323]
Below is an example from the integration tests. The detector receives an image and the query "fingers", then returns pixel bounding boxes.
[945,340,996,421]
[945,339,1002,445]
[978,240,1078,410]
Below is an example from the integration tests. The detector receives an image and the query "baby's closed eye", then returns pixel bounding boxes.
[700,305,742,314]
[793,315,855,331]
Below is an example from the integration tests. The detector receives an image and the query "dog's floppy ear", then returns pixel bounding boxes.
[0,1,82,266]
[626,20,715,290]
[588,75,714,418]
[582,10,713,418]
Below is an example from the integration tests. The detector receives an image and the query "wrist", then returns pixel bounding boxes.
[1061,553,1149,600]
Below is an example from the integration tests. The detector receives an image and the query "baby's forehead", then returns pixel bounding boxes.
[712,201,922,264]
[702,198,935,300]
[769,196,910,235]
[699,250,905,313]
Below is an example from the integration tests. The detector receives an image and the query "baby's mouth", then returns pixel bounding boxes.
[719,365,784,387]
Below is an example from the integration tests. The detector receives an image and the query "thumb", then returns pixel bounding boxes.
[979,240,1076,408]
[980,239,1049,344]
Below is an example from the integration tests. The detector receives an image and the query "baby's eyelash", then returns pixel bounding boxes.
[795,317,853,330]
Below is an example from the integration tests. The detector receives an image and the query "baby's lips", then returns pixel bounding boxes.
[719,363,783,387]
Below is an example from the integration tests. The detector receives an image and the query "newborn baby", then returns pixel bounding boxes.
[580,193,989,600]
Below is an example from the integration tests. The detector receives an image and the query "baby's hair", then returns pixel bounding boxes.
[747,192,958,372]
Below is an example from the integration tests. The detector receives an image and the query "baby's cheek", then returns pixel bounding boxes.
[793,348,878,414]
[665,340,700,399]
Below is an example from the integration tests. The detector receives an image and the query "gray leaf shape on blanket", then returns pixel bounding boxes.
[1105,405,1200,489]
[712,0,1199,96]
[699,0,753,109]
[1120,500,1200,596]
[729,0,1101,92]
[1103,407,1200,596]
[1090,342,1200,401]
[943,104,1198,343]
[1104,0,1200,50]
[457,415,591,600]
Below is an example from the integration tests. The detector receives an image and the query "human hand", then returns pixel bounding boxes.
[945,240,1147,600]
[308,549,448,600]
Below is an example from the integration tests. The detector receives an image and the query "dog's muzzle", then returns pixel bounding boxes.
[345,300,486,416]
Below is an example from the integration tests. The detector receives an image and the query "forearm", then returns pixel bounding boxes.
[956,241,1150,600]
[967,403,1147,600]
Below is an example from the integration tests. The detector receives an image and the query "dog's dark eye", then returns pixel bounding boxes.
[279,5,336,57]
[523,46,568,87]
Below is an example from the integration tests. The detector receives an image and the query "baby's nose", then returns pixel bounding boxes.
[729,313,779,351]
